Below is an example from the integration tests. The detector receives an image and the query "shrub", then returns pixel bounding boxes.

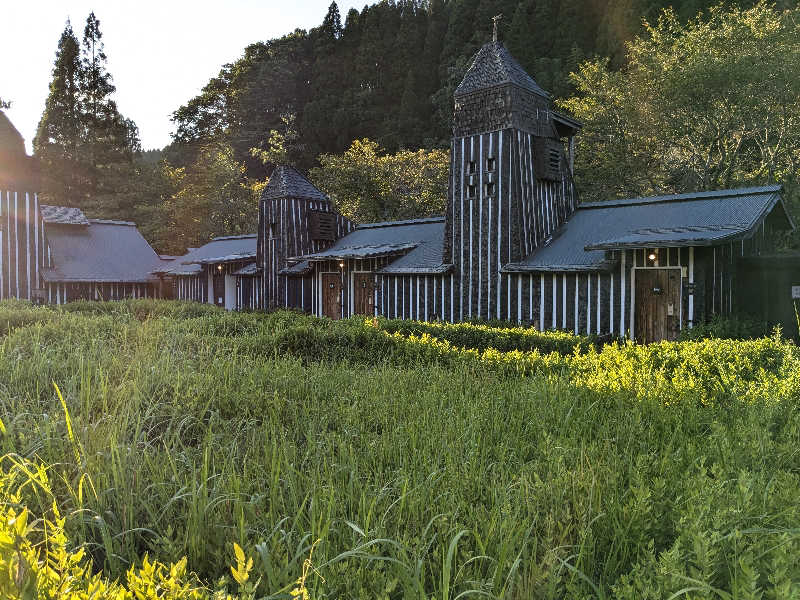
[678,314,772,340]
[371,316,598,355]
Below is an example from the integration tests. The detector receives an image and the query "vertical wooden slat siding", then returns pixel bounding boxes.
[257,192,354,312]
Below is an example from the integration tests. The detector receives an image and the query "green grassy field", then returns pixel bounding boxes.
[1,300,799,599]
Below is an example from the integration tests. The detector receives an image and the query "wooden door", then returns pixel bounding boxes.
[634,268,681,343]
[322,273,342,319]
[352,273,374,315]
[212,272,225,307]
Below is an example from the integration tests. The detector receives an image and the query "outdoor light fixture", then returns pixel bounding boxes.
[648,252,657,261]
[217,264,223,271]
[339,261,345,269]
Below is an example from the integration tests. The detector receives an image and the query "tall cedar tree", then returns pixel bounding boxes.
[35,14,140,217]
[79,12,141,218]
[34,21,82,202]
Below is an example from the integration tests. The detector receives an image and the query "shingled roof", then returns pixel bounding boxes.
[40,205,90,226]
[42,220,163,283]
[504,185,792,272]
[163,234,257,275]
[261,165,328,202]
[291,217,450,274]
[454,41,549,98]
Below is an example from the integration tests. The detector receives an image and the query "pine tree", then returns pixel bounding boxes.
[34,20,83,203]
[321,2,343,40]
[79,11,140,217]
[34,13,140,216]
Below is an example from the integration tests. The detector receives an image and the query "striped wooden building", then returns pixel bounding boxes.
[158,234,260,310]
[255,35,793,341]
[1,111,167,303]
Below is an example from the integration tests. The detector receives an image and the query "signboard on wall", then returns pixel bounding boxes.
[792,286,800,299]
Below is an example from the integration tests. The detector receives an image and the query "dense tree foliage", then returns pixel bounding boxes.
[167,0,767,177]
[154,144,263,254]
[34,15,140,217]
[309,138,449,222]
[562,2,800,208]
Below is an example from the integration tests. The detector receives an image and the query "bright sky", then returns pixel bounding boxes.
[2,1,364,153]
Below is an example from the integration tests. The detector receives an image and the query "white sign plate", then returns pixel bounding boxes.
[792,286,800,299]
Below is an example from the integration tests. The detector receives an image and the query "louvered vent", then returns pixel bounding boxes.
[309,210,336,241]
[534,137,562,181]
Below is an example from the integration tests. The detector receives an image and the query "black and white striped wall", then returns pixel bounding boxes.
[259,196,353,310]
[1,189,46,300]
[174,267,262,311]
[443,129,578,322]
[175,274,208,303]
[45,281,158,304]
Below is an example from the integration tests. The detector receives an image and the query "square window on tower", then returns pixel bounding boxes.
[484,182,496,197]
[467,160,477,175]
[486,157,496,172]
[467,183,478,198]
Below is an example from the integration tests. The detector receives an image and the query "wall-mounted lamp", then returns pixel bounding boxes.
[647,252,657,262]
[217,264,223,271]
[338,261,345,269]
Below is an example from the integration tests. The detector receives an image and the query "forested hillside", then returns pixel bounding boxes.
[168,0,767,176]
[33,0,798,254]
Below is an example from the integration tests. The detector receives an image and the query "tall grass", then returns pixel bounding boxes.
[0,300,798,598]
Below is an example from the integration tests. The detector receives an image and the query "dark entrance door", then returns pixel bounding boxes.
[352,273,374,315]
[634,268,681,343]
[212,271,225,307]
[322,273,342,319]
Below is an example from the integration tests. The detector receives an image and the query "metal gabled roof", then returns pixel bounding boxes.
[454,41,549,98]
[505,185,789,272]
[164,234,257,276]
[232,262,260,276]
[299,242,418,261]
[42,220,162,283]
[261,165,328,202]
[290,216,448,273]
[587,223,750,250]
[279,260,312,276]
[40,205,90,226]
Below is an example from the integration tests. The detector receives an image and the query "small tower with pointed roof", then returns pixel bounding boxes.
[443,24,580,321]
[257,165,352,309]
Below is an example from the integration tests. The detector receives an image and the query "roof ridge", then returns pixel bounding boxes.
[212,233,258,241]
[89,219,136,226]
[357,216,445,229]
[580,185,782,209]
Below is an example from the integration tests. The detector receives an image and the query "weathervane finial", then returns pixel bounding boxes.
[492,14,503,42]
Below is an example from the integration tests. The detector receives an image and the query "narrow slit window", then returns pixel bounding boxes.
[485,182,496,197]
[486,157,496,172]
[467,183,478,198]
[467,160,477,175]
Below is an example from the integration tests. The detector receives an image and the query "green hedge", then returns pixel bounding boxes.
[371,316,599,355]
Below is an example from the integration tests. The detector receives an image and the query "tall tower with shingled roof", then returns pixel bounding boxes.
[257,165,352,309]
[443,21,580,321]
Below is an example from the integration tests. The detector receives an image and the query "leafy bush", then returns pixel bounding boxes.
[0,455,230,599]
[58,298,224,320]
[373,316,598,355]
[0,300,55,336]
[679,314,773,341]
